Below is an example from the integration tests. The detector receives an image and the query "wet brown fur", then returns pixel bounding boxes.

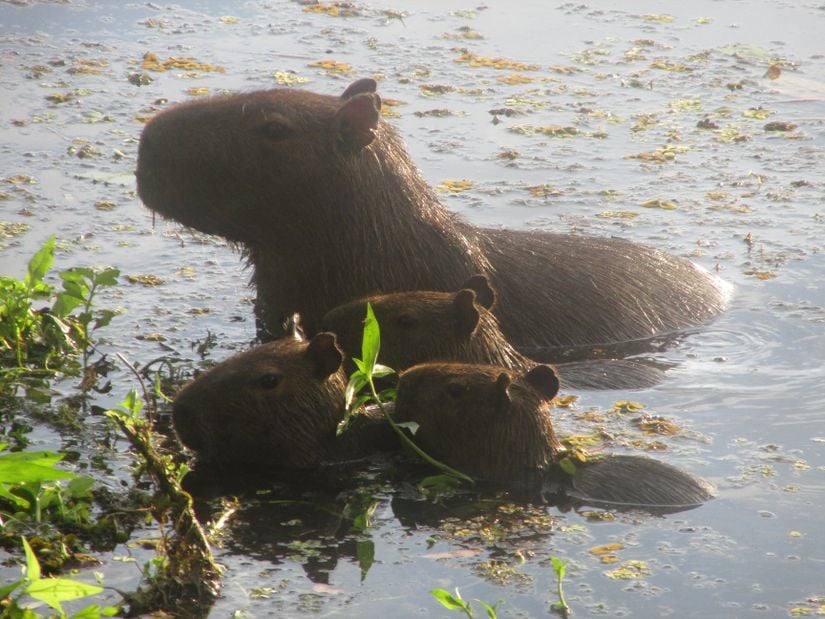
[394,362,562,484]
[137,80,729,353]
[321,276,667,391]
[173,333,352,469]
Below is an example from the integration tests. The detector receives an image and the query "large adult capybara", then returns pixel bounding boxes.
[172,331,393,470]
[394,361,715,509]
[321,274,668,390]
[136,78,730,354]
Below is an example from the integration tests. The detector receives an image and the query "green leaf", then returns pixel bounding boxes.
[25,235,55,288]
[431,588,470,611]
[0,578,25,600]
[25,576,103,610]
[0,484,31,510]
[345,372,369,410]
[119,389,143,418]
[0,451,76,483]
[70,603,118,619]
[558,457,577,476]
[361,303,380,375]
[61,267,95,283]
[93,309,117,330]
[394,420,419,434]
[93,268,120,287]
[476,598,502,619]
[371,364,396,378]
[53,291,84,316]
[356,539,374,581]
[22,536,41,581]
[66,475,95,498]
[551,555,567,579]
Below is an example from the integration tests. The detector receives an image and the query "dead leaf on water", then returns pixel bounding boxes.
[764,121,798,132]
[219,15,239,24]
[641,198,677,210]
[597,210,638,219]
[420,83,454,96]
[497,73,534,85]
[414,109,457,118]
[764,64,782,79]
[706,191,729,201]
[650,59,692,72]
[549,65,579,74]
[308,60,353,75]
[630,114,658,132]
[437,179,474,193]
[186,87,209,96]
[141,52,225,73]
[743,107,775,120]
[127,274,164,286]
[590,543,624,555]
[527,184,563,197]
[454,50,539,71]
[304,2,361,17]
[635,415,682,436]
[554,394,578,408]
[640,14,674,23]
[669,99,702,112]
[605,560,651,580]
[743,269,777,280]
[273,71,310,86]
[612,400,645,414]
[627,150,675,163]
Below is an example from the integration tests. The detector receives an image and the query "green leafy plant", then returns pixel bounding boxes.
[340,303,473,485]
[0,236,59,368]
[0,235,120,385]
[0,446,95,526]
[431,587,502,619]
[105,355,221,615]
[550,555,570,616]
[0,536,119,618]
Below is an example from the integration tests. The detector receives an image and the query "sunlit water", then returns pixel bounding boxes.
[1,1,823,616]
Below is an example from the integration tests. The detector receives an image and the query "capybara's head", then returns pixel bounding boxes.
[320,275,525,371]
[172,332,346,470]
[136,78,383,243]
[394,362,561,484]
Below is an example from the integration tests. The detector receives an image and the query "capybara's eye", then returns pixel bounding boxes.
[257,373,282,389]
[397,314,418,329]
[445,382,466,399]
[259,121,294,141]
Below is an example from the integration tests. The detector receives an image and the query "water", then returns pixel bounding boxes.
[1,0,824,616]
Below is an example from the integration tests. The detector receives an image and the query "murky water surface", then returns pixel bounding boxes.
[1,0,824,616]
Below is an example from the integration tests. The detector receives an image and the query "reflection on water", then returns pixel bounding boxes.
[1,0,824,616]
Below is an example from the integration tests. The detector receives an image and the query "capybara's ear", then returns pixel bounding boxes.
[306,332,344,379]
[523,364,560,401]
[452,289,481,337]
[283,313,305,342]
[460,274,496,310]
[334,93,381,151]
[495,372,512,415]
[341,78,377,100]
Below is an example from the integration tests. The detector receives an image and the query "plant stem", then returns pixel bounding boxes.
[367,375,473,484]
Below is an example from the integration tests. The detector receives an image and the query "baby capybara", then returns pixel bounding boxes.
[136,79,730,353]
[172,332,389,470]
[321,274,667,390]
[394,362,562,484]
[394,361,714,509]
